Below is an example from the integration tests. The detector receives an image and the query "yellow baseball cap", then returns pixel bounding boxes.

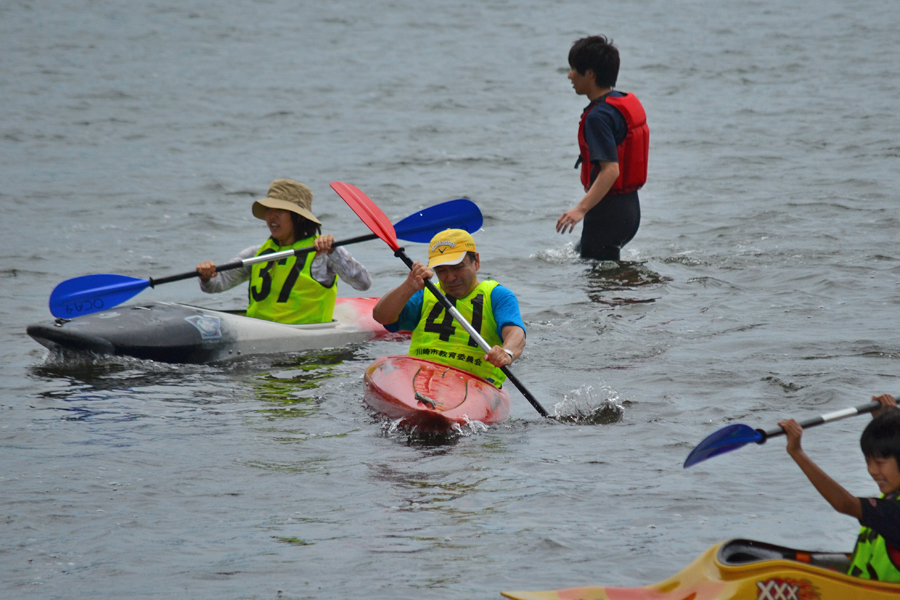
[427,229,477,268]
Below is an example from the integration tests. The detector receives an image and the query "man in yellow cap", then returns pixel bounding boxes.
[373,229,525,388]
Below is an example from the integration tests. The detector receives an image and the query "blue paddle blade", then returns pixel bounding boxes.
[49,274,151,318]
[683,423,764,468]
[393,199,483,243]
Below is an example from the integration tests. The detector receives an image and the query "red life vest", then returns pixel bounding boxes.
[577,92,649,194]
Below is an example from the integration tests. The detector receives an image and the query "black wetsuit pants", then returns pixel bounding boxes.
[579,191,641,261]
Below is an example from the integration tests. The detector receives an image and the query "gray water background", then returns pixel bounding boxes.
[2,0,899,598]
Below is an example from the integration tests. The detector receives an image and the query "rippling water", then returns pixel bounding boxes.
[3,0,899,598]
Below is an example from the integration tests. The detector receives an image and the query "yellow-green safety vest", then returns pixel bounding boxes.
[408,280,506,387]
[246,235,338,324]
[848,493,900,582]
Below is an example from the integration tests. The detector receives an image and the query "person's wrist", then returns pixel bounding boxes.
[502,348,514,364]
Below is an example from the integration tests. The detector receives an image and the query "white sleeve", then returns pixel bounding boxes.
[309,246,372,291]
[198,245,259,293]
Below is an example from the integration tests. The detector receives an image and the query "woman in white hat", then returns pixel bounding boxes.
[196,179,371,324]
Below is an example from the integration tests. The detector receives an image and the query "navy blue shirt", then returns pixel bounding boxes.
[581,91,629,175]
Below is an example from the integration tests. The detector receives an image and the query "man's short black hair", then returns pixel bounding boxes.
[568,35,620,88]
[861,407,900,460]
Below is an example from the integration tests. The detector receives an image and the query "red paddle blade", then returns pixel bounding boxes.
[330,182,399,251]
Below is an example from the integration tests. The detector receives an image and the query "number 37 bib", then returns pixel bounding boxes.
[246,235,337,324]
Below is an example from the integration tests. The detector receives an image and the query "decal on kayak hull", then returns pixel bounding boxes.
[184,315,222,340]
[757,577,819,600]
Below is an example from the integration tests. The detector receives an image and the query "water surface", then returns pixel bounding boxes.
[2,0,899,598]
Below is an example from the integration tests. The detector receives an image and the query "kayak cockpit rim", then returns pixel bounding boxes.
[718,538,851,573]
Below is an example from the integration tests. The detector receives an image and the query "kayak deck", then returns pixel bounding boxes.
[501,539,900,599]
[363,355,511,431]
[27,297,391,364]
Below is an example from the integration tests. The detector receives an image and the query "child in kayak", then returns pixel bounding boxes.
[196,179,371,324]
[779,393,900,582]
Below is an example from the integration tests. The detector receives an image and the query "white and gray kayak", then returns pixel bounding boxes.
[27,297,390,364]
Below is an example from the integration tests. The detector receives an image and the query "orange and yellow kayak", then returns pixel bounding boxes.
[502,539,900,600]
[363,355,511,431]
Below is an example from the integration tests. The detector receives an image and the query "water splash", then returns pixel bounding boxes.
[552,384,624,425]
[531,243,580,263]
[451,415,489,435]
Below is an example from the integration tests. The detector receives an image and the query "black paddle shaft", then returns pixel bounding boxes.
[393,247,551,418]
[148,234,378,287]
[756,400,883,443]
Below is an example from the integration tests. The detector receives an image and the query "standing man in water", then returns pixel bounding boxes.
[556,35,649,261]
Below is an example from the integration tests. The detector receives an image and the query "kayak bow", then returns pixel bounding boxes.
[363,355,511,431]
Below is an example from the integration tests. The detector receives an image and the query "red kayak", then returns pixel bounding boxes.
[363,355,511,431]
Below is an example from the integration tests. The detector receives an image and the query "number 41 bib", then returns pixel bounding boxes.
[408,280,506,387]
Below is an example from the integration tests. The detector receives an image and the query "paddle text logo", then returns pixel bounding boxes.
[756,578,819,600]
[63,298,105,316]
